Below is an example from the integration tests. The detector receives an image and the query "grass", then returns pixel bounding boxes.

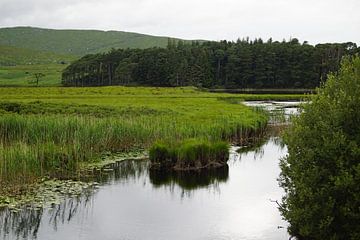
[0,64,69,86]
[149,140,229,170]
[0,44,76,87]
[0,86,271,190]
[0,45,75,66]
[0,27,198,56]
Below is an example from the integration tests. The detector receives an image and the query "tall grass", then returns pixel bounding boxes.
[0,113,266,185]
[0,86,269,188]
[149,139,229,170]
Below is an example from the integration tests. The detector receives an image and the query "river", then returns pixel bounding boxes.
[0,101,301,240]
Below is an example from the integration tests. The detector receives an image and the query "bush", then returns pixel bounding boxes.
[279,55,360,239]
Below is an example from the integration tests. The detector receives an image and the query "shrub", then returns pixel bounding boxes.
[279,55,360,239]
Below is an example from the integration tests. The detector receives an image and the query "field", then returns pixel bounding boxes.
[0,44,76,87]
[0,45,75,66]
[0,64,68,86]
[0,86,306,190]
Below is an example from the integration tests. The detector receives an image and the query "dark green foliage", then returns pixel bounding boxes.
[62,39,360,88]
[279,55,360,239]
[149,140,230,170]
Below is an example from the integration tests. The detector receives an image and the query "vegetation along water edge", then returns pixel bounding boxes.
[0,86,306,199]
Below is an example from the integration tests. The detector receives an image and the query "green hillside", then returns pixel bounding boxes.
[0,44,76,86]
[0,64,67,86]
[0,26,197,56]
[0,45,76,66]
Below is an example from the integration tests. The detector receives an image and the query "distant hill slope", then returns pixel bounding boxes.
[0,26,197,56]
[0,44,76,66]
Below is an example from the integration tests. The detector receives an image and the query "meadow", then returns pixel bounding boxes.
[0,44,75,87]
[0,64,67,87]
[0,86,304,191]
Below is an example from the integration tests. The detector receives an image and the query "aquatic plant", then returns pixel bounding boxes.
[149,139,229,170]
[0,86,268,190]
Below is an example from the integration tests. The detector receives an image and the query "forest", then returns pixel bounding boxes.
[62,38,359,88]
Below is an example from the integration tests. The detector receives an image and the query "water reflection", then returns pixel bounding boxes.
[149,166,229,197]
[92,159,149,184]
[150,166,229,190]
[243,100,303,123]
[0,195,93,240]
[0,208,43,240]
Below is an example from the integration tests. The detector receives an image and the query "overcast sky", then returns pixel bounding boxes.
[0,0,359,44]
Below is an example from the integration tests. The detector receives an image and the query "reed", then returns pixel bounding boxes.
[149,139,230,170]
[0,86,269,188]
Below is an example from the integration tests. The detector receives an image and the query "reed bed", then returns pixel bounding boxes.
[0,86,269,188]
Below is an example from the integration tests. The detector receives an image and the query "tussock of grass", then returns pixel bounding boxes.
[149,140,229,170]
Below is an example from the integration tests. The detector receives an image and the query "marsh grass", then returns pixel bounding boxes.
[0,86,269,190]
[149,140,230,170]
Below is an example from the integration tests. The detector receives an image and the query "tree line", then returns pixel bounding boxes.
[62,38,359,88]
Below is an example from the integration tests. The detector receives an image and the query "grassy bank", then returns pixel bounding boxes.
[0,86,272,191]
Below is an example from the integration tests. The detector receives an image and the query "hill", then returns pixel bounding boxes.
[0,64,66,86]
[0,44,76,87]
[0,45,76,66]
[0,26,197,56]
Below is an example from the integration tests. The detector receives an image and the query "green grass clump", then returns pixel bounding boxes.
[149,143,176,167]
[149,140,229,170]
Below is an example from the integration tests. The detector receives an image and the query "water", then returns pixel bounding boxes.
[243,100,303,122]
[1,101,301,240]
[0,137,289,240]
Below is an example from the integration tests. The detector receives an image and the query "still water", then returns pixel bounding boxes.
[1,101,301,240]
[0,137,289,240]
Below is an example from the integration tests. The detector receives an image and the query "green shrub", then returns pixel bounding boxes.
[279,55,360,239]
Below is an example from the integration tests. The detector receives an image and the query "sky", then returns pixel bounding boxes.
[0,0,359,45]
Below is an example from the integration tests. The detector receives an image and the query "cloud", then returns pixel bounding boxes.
[0,0,359,44]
